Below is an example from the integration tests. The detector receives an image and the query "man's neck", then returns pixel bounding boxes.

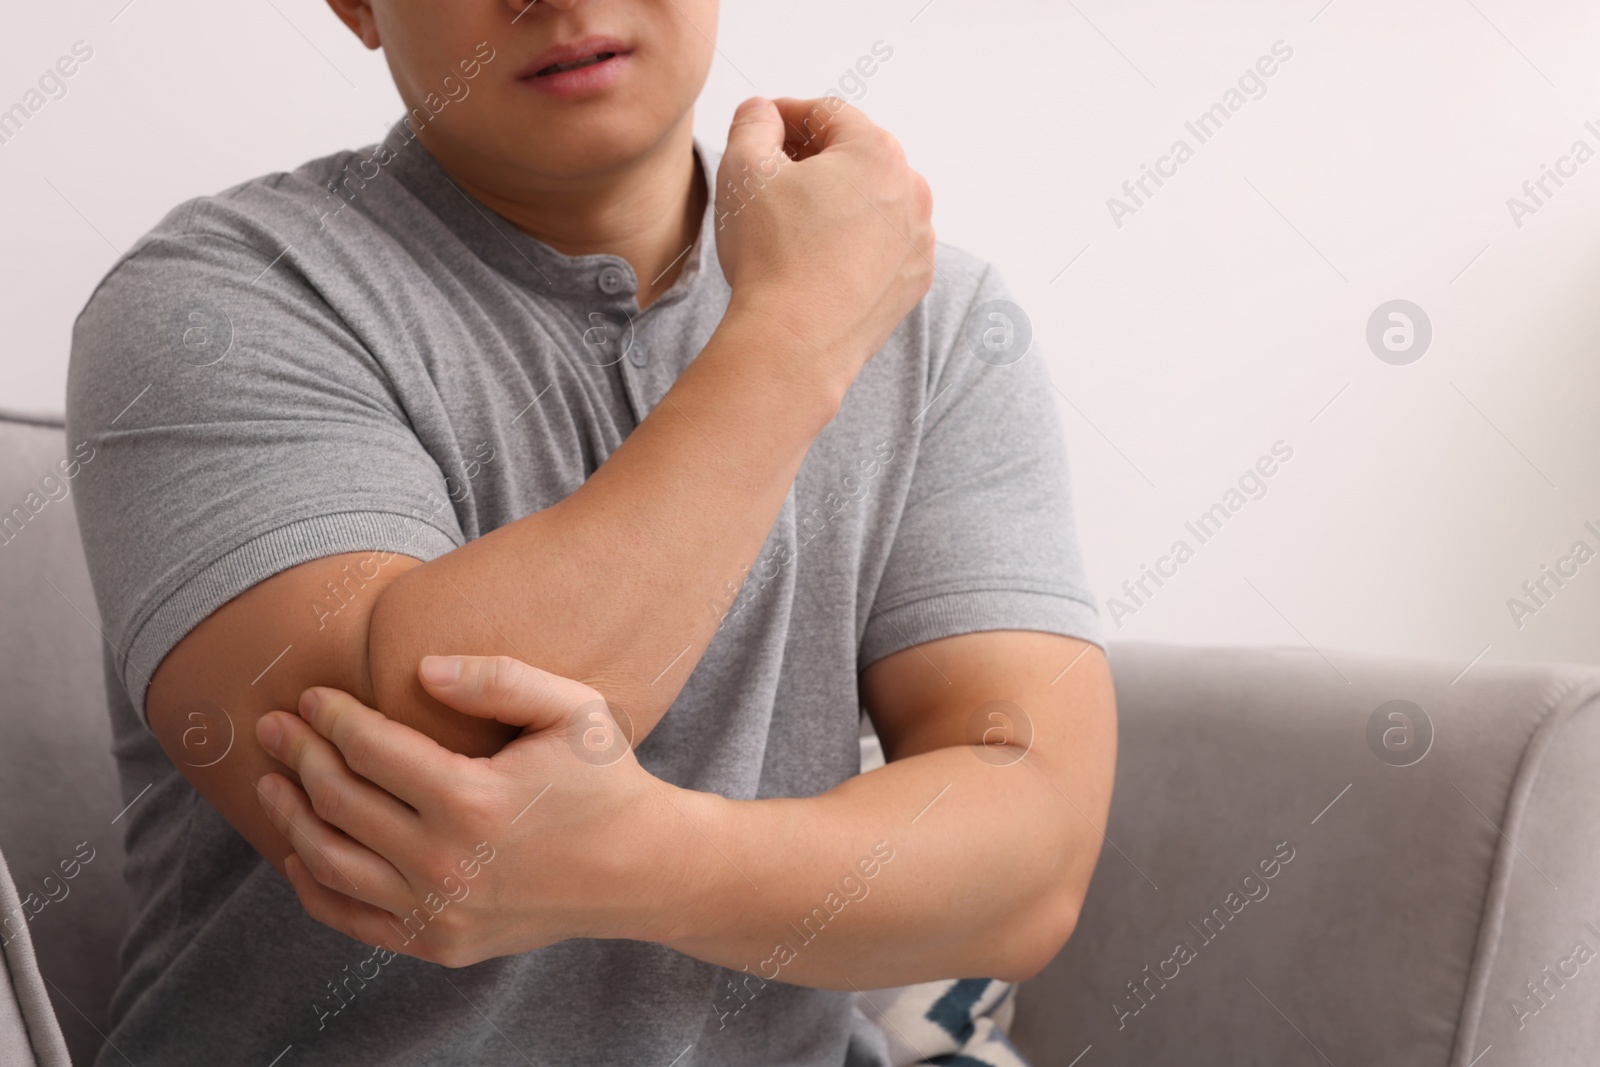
[419,120,706,309]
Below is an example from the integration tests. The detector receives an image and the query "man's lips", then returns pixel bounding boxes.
[535,51,616,76]
[519,36,632,80]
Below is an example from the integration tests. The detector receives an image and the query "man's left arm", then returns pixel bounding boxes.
[253,630,1114,988]
[665,628,1115,987]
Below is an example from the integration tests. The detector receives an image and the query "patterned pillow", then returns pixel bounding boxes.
[854,978,1027,1067]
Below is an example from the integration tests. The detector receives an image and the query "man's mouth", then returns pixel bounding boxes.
[535,52,617,77]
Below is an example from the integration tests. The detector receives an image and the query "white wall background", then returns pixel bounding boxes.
[3,0,1597,671]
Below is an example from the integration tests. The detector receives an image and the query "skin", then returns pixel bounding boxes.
[144,0,1116,991]
[329,0,716,306]
[258,636,1114,986]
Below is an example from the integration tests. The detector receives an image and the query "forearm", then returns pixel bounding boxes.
[146,301,842,873]
[657,741,1096,988]
[366,300,844,753]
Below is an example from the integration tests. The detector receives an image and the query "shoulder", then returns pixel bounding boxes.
[906,241,1037,387]
[73,137,399,326]
[65,140,407,441]
[924,240,1001,338]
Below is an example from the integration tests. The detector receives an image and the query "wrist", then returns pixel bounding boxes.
[716,294,853,423]
[638,782,743,950]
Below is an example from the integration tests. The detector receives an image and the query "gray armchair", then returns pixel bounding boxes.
[4,409,1598,1066]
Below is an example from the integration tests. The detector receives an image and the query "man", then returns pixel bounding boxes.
[66,0,1115,1063]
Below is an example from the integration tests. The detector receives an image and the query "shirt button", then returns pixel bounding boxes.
[626,343,650,368]
[597,265,630,295]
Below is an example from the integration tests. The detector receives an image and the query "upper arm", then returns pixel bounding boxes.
[67,224,502,874]
[856,258,1113,809]
[145,552,517,875]
[860,630,1117,909]
[860,631,1115,775]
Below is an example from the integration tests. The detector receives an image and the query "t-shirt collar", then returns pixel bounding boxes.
[378,118,720,309]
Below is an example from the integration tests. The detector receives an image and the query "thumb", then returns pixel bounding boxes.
[724,95,786,169]
[418,655,600,734]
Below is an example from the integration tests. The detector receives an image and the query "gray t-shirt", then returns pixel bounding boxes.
[66,119,1101,1067]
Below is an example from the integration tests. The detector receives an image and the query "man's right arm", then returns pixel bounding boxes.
[143,96,936,876]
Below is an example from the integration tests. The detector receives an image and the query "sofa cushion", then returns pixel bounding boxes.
[0,411,126,1066]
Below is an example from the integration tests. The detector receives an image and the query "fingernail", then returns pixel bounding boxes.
[256,777,279,805]
[257,715,283,752]
[420,656,461,687]
[299,688,323,721]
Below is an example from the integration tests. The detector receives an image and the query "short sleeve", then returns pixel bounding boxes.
[66,219,464,725]
[860,261,1103,668]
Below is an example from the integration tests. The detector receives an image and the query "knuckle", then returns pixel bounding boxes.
[341,728,376,778]
[276,728,307,768]
[876,131,904,167]
[306,848,342,888]
[422,853,466,889]
[456,783,499,825]
[481,655,523,698]
[308,777,343,823]
[436,943,474,970]
[869,129,893,160]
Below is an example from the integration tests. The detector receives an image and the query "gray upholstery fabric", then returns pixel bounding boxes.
[4,410,1599,1065]
[0,412,126,1066]
[1010,642,1600,1066]
[0,849,72,1067]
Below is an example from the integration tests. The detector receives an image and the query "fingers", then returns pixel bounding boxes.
[726,95,786,161]
[418,655,600,734]
[293,687,459,810]
[280,854,419,960]
[255,773,411,911]
[769,96,869,156]
[257,710,423,851]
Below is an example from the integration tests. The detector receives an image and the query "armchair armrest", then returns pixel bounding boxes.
[1010,642,1600,1067]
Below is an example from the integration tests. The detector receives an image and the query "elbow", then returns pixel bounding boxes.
[993,885,1085,984]
[365,565,518,758]
[364,564,424,715]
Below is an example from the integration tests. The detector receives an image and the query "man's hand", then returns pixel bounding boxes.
[253,655,689,968]
[716,95,935,391]
[255,634,1115,989]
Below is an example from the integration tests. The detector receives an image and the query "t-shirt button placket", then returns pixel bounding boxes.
[625,342,650,368]
[597,265,630,296]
